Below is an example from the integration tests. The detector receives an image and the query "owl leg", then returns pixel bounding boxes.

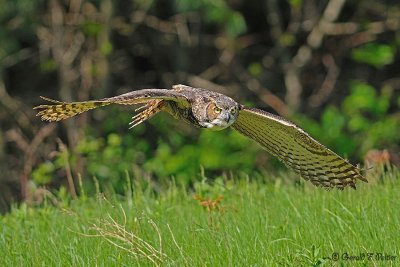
[129,100,164,129]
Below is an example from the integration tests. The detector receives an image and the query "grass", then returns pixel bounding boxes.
[1,169,399,266]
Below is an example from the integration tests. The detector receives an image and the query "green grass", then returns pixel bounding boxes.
[1,169,400,266]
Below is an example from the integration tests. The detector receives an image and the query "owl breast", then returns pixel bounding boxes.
[163,102,204,128]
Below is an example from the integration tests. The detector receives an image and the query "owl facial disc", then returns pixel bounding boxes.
[203,108,237,130]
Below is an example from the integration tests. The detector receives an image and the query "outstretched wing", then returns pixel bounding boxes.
[34,89,189,122]
[232,107,367,189]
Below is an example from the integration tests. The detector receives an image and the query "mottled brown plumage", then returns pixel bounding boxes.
[34,84,367,189]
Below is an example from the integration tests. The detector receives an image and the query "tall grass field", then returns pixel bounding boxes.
[1,169,399,266]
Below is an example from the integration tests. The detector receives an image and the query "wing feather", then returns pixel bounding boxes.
[34,89,189,122]
[232,107,367,189]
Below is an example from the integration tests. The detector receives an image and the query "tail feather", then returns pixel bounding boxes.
[34,97,110,122]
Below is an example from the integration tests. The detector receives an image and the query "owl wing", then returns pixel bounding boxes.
[34,89,190,122]
[232,107,367,189]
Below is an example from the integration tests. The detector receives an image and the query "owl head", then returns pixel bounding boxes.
[202,97,240,131]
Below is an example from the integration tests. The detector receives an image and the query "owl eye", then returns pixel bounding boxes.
[213,106,222,113]
[230,107,237,114]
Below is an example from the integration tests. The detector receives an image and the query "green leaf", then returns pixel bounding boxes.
[107,133,121,146]
[288,0,303,8]
[352,43,395,68]
[348,114,369,132]
[177,0,246,37]
[248,62,263,77]
[81,21,103,37]
[343,82,376,115]
[40,59,57,72]
[321,106,345,135]
[225,11,246,37]
[32,162,55,185]
[100,41,113,55]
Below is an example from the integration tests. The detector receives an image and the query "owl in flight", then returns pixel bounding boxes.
[34,84,367,189]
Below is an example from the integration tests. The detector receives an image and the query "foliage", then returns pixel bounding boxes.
[1,0,400,207]
[352,42,396,68]
[176,0,246,37]
[0,0,41,65]
[296,81,400,160]
[1,168,399,265]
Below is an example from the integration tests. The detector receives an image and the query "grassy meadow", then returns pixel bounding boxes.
[1,169,399,266]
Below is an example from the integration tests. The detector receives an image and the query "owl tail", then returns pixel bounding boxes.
[34,96,110,122]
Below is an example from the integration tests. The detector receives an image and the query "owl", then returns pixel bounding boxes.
[34,84,367,189]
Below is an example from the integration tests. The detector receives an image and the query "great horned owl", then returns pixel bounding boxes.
[34,84,367,189]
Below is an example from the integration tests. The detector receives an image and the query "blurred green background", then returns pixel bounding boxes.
[1,0,399,212]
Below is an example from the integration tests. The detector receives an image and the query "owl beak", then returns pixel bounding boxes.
[225,113,232,123]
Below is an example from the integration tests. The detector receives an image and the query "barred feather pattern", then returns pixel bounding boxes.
[34,89,190,122]
[34,97,110,122]
[232,107,367,189]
